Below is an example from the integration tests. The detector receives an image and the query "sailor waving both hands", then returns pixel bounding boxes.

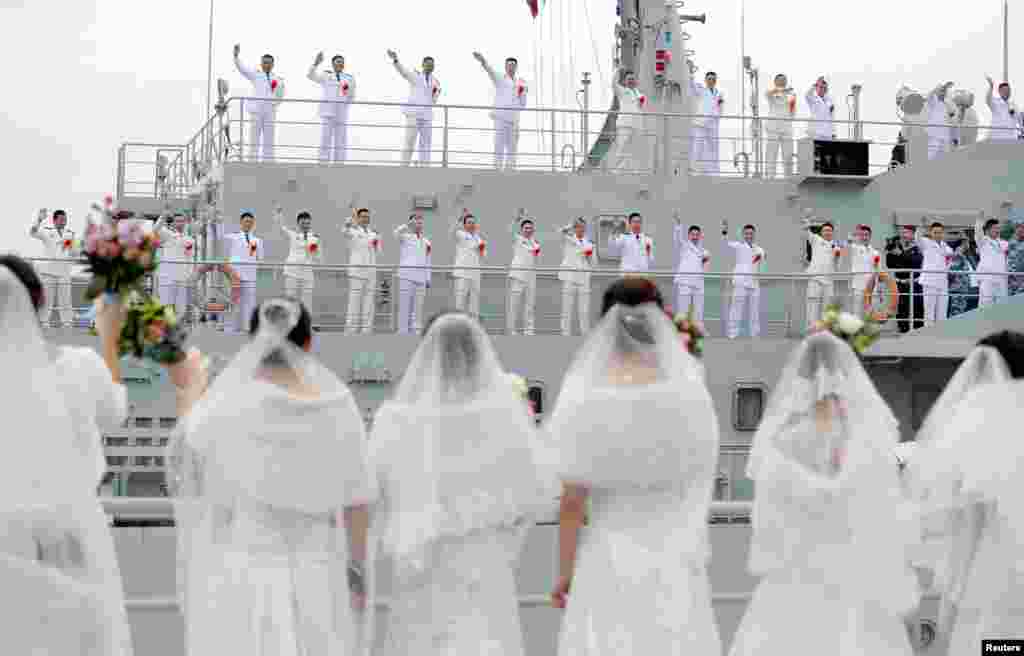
[29,208,76,327]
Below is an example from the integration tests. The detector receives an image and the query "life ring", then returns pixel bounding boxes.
[863,270,899,322]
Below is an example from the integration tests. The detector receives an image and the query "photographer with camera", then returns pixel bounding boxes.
[886,226,924,332]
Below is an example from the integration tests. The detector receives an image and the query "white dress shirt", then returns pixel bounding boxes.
[725,239,765,289]
[765,88,797,135]
[394,61,441,121]
[926,87,955,142]
[342,223,380,282]
[224,231,264,282]
[975,220,1009,274]
[691,82,723,127]
[915,232,954,288]
[986,92,1020,140]
[509,233,541,285]
[307,67,355,119]
[278,222,321,283]
[558,231,593,288]
[805,230,841,283]
[848,241,881,289]
[395,225,432,285]
[609,232,654,273]
[30,224,76,278]
[804,88,835,139]
[234,57,284,115]
[481,60,528,124]
[157,225,196,283]
[452,222,484,284]
[673,227,709,289]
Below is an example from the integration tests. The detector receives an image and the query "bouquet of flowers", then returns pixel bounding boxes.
[82,197,160,301]
[117,293,189,365]
[671,308,705,358]
[810,303,882,355]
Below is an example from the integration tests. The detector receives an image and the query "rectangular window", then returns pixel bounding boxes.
[733,384,766,431]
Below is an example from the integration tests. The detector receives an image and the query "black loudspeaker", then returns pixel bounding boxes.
[814,140,869,176]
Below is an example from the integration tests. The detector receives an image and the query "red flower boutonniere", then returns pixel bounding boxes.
[478,241,486,257]
[425,240,432,256]
[788,96,797,113]
[1002,242,1010,255]
[945,254,953,266]
[307,242,319,255]
[702,254,711,264]
[833,246,842,258]
[270,79,278,91]
[532,245,540,257]
[638,95,647,108]
[341,82,349,95]
[582,247,594,259]
[516,81,526,97]
[62,238,73,251]
[370,237,379,250]
[752,253,762,264]
[645,242,652,256]
[184,239,194,253]
[249,242,258,256]
[872,254,881,268]
[717,96,724,106]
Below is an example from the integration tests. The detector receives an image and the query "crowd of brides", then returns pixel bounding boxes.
[1,248,1022,655]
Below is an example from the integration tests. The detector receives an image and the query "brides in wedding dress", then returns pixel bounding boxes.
[546,282,722,656]
[370,311,553,656]
[728,332,918,656]
[167,298,377,656]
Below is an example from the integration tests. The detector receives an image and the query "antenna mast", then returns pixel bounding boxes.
[1004,0,1010,84]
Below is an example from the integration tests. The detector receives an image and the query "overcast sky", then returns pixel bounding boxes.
[1,0,1014,257]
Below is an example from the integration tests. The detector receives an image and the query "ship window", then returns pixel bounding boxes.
[733,384,766,431]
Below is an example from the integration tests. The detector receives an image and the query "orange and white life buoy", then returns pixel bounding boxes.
[863,271,899,322]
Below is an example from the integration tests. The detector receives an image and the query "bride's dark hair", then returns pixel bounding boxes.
[600,277,664,316]
[0,255,45,311]
[977,330,1024,379]
[423,311,482,387]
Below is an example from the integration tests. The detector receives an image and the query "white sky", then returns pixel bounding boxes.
[0,0,1014,256]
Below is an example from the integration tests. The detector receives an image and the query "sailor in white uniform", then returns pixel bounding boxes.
[803,216,843,328]
[925,82,956,160]
[723,220,765,338]
[985,76,1021,142]
[764,74,797,178]
[273,205,321,313]
[672,216,710,321]
[847,224,882,315]
[690,71,724,174]
[914,220,955,326]
[223,210,264,334]
[975,216,1009,307]
[557,218,593,336]
[388,50,441,166]
[804,76,835,140]
[29,208,76,326]
[155,213,196,321]
[233,44,284,162]
[451,210,485,318]
[610,68,648,172]
[342,208,380,334]
[608,213,654,274]
[394,212,432,335]
[507,216,541,335]
[307,52,355,163]
[473,52,528,170]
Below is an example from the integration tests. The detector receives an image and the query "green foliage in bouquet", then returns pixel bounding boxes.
[811,303,882,355]
[119,294,189,365]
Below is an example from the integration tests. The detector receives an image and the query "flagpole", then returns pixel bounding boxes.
[1003,0,1009,83]
[205,0,215,126]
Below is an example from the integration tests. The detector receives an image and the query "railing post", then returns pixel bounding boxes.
[237,99,245,162]
[550,111,556,172]
[442,106,449,168]
[116,145,125,200]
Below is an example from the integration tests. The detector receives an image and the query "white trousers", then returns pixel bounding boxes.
[691,123,720,174]
[40,273,73,326]
[401,117,433,166]
[397,279,427,335]
[507,279,536,335]
[346,277,376,334]
[805,280,834,327]
[728,286,760,338]
[765,133,794,178]
[851,284,868,316]
[284,276,315,316]
[609,126,638,171]
[248,114,275,162]
[494,119,519,170]
[453,277,480,317]
[227,281,257,334]
[922,285,948,326]
[674,285,705,322]
[560,282,590,336]
[319,115,348,162]
[927,138,949,160]
[979,277,1008,308]
[158,278,190,321]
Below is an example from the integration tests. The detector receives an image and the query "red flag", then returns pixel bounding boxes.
[526,0,540,18]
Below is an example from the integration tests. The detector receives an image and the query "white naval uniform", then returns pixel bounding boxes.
[342,222,379,334]
[848,240,881,314]
[725,238,765,338]
[673,227,710,321]
[804,229,841,326]
[156,225,195,320]
[690,81,724,174]
[394,225,431,335]
[557,229,593,336]
[986,91,1021,142]
[915,231,954,325]
[610,79,648,172]
[481,60,528,170]
[925,85,955,160]
[223,231,264,333]
[394,61,441,166]
[975,219,1009,307]
[608,232,654,273]
[452,221,484,317]
[29,222,76,326]
[234,57,284,162]
[764,88,797,178]
[804,87,835,140]
[507,231,541,335]
[308,66,355,162]
[276,216,320,314]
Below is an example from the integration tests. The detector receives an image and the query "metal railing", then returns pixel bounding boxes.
[116,96,1022,198]
[29,257,1019,339]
